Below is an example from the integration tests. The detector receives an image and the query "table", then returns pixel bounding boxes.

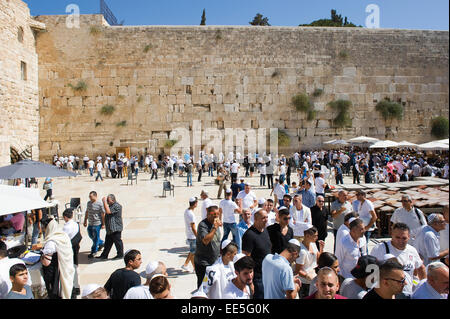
[2,233,25,249]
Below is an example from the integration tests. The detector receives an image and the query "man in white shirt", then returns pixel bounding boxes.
[150,160,158,180]
[88,159,95,176]
[62,209,81,297]
[200,190,213,220]
[182,198,198,272]
[220,189,242,245]
[236,184,257,214]
[289,194,312,241]
[124,261,167,299]
[201,240,237,299]
[412,262,448,299]
[390,195,427,246]
[415,214,448,266]
[330,191,353,252]
[370,223,426,295]
[335,213,359,254]
[223,254,255,299]
[273,179,286,207]
[314,172,327,198]
[231,160,240,183]
[355,191,377,252]
[336,218,367,279]
[95,160,103,181]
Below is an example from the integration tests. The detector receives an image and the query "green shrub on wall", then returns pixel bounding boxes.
[164,139,178,148]
[291,93,311,112]
[100,105,115,115]
[328,99,352,128]
[116,120,127,127]
[278,130,291,147]
[376,98,403,121]
[431,116,449,139]
[68,80,87,92]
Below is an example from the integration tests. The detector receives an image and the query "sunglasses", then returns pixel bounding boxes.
[386,277,406,284]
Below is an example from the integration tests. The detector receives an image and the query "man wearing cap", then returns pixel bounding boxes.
[104,250,142,299]
[363,258,407,299]
[201,240,238,299]
[223,255,255,299]
[390,195,427,246]
[289,194,312,242]
[123,261,167,299]
[335,218,367,279]
[267,208,294,254]
[194,205,222,288]
[242,209,272,299]
[415,213,448,266]
[182,197,198,272]
[200,190,213,220]
[236,183,258,216]
[370,223,425,295]
[262,239,302,299]
[340,255,379,299]
[220,189,242,246]
[297,180,316,209]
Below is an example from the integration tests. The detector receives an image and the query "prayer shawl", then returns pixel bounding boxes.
[44,219,75,299]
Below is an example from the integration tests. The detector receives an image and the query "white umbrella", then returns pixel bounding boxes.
[0,185,52,216]
[323,139,337,144]
[369,140,399,149]
[330,139,349,145]
[348,136,380,144]
[396,141,419,148]
[418,141,449,151]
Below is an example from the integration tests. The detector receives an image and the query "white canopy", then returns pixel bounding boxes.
[369,140,399,149]
[396,141,419,148]
[418,141,449,151]
[0,185,52,216]
[348,136,380,144]
[434,138,449,145]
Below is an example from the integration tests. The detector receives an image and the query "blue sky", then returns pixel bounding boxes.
[24,0,449,30]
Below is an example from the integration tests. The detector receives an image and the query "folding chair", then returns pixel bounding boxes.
[162,181,175,197]
[65,198,83,223]
[127,171,137,185]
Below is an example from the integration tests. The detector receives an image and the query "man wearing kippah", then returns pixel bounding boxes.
[415,213,448,266]
[123,261,167,299]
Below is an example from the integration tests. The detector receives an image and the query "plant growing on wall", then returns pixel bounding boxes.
[137,96,143,103]
[278,130,291,147]
[164,139,178,148]
[376,98,403,121]
[291,93,316,121]
[312,88,324,97]
[143,44,152,53]
[338,50,349,59]
[116,120,127,127]
[68,80,87,92]
[431,116,449,139]
[328,99,352,128]
[100,105,116,115]
[90,26,101,35]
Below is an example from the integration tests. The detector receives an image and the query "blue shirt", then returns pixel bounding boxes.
[298,189,316,208]
[262,254,295,299]
[237,220,250,253]
[412,281,447,299]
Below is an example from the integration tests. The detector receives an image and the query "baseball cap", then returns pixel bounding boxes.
[258,198,266,205]
[81,284,101,298]
[350,255,379,279]
[221,239,232,250]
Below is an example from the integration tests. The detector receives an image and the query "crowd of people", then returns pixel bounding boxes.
[0,148,448,300]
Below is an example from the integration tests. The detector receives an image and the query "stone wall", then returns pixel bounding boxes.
[0,0,43,166]
[34,14,449,160]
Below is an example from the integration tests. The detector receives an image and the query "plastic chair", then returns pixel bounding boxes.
[65,198,82,222]
[162,181,174,197]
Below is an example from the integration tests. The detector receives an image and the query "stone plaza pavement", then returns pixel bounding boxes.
[34,169,378,299]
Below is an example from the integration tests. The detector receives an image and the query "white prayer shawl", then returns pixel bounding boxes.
[44,219,75,299]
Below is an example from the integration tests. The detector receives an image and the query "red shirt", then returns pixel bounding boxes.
[303,292,348,299]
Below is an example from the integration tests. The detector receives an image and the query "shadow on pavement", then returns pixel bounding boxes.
[166,267,191,278]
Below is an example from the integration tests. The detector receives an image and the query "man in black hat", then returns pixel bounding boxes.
[340,255,379,299]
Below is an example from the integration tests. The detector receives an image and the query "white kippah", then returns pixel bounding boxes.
[348,217,357,224]
[221,239,232,250]
[288,239,301,247]
[233,253,246,264]
[81,284,101,297]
